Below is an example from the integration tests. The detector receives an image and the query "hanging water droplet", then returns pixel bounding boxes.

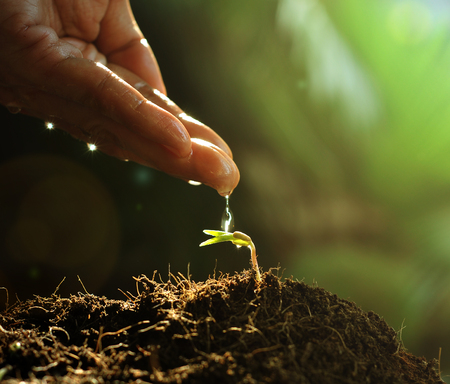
[221,195,234,232]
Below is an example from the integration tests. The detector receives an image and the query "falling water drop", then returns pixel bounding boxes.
[221,195,234,232]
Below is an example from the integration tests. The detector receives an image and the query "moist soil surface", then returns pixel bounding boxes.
[0,270,443,383]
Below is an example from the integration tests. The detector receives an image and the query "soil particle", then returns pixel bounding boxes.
[0,270,443,383]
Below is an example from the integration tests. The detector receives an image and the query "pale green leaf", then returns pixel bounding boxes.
[200,229,252,248]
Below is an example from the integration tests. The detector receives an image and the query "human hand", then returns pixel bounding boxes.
[0,0,239,195]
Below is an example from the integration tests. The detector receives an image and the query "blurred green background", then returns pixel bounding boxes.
[0,0,448,378]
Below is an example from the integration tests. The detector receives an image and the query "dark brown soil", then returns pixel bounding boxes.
[0,270,443,383]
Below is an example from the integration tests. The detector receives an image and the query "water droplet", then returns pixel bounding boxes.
[188,180,202,186]
[221,195,234,232]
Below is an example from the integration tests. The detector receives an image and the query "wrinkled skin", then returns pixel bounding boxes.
[0,0,239,195]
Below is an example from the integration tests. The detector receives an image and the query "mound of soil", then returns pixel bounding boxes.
[0,270,443,383]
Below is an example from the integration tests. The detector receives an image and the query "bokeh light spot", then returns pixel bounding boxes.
[133,166,153,186]
[388,1,432,45]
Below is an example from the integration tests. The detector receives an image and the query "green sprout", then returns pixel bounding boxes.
[200,230,261,282]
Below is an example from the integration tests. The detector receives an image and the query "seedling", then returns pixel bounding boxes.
[200,230,261,282]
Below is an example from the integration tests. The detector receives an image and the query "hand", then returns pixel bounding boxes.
[0,0,239,195]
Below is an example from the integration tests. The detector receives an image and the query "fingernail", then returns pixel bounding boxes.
[163,144,192,158]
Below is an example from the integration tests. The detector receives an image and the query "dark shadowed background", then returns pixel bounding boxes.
[1,0,449,379]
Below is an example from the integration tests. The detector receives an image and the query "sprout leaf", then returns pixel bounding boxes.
[200,229,261,281]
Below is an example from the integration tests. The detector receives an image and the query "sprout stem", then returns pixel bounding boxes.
[200,229,262,282]
[249,241,261,282]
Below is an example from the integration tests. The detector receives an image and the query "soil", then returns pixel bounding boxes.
[0,269,443,383]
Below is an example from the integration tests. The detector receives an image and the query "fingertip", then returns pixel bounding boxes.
[189,138,240,195]
[217,161,240,196]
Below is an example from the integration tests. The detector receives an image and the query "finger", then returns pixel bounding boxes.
[107,63,233,158]
[1,85,239,195]
[95,0,166,94]
[107,135,240,196]
[69,119,239,195]
[82,127,239,195]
